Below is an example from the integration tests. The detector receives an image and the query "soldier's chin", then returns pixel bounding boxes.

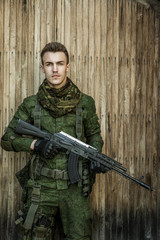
[51,81,64,88]
[49,78,60,83]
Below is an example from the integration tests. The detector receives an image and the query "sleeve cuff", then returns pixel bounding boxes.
[12,137,34,152]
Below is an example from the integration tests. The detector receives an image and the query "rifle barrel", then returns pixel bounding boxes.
[112,167,153,191]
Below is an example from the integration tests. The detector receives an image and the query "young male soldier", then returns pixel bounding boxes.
[1,42,104,240]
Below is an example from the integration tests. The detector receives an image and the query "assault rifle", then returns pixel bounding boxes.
[15,119,153,191]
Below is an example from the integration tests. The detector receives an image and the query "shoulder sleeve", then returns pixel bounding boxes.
[1,96,36,152]
[82,94,103,152]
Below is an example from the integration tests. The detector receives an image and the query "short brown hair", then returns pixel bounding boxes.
[41,42,69,64]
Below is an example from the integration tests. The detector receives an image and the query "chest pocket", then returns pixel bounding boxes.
[34,99,83,139]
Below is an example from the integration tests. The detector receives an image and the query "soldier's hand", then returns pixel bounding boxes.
[34,139,59,159]
[90,161,109,173]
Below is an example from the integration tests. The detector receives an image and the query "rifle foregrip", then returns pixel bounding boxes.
[68,152,81,184]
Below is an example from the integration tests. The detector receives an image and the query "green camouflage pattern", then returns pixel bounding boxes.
[18,185,91,240]
[37,78,82,118]
[1,90,103,190]
[1,81,103,239]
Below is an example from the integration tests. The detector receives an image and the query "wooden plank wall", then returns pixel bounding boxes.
[0,0,160,239]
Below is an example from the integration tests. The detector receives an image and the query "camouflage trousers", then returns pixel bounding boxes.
[17,184,91,240]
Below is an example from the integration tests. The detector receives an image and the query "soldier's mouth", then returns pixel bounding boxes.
[51,75,60,78]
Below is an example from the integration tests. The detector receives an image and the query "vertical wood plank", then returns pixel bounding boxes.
[82,0,89,94]
[2,1,10,238]
[116,0,125,238]
[105,0,112,239]
[69,0,77,83]
[142,6,149,240]
[55,0,63,42]
[0,0,4,235]
[15,1,23,222]
[145,8,155,240]
[8,1,17,238]
[99,0,107,239]
[94,0,101,114]
[34,0,41,92]
[16,0,23,105]
[134,2,143,238]
[28,0,35,96]
[41,0,47,50]
[64,0,70,54]
[157,11,160,239]
[88,0,95,97]
[40,0,47,83]
[94,0,101,238]
[46,0,53,43]
[129,2,137,239]
[89,0,96,236]
[76,0,82,89]
[122,0,131,238]
[21,0,28,98]
[151,10,159,239]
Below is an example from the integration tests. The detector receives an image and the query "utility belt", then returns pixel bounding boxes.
[37,164,90,193]
[33,159,82,186]
[41,167,69,180]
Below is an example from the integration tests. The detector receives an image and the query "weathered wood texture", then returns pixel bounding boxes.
[0,0,160,239]
[133,0,160,12]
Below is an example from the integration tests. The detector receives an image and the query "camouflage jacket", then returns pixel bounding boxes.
[1,93,103,190]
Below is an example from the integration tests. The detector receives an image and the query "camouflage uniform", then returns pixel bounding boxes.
[1,78,103,240]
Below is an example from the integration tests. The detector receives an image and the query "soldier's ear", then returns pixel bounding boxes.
[66,63,70,72]
[41,64,45,73]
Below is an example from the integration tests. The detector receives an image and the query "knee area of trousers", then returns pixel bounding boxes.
[32,214,53,239]
[17,214,54,240]
[17,223,31,240]
[32,225,51,239]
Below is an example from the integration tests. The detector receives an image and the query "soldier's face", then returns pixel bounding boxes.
[41,51,70,89]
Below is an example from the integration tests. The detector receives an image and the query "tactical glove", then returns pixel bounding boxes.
[34,139,59,159]
[90,161,109,173]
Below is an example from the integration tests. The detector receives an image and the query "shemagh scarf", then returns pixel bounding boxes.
[37,78,82,118]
